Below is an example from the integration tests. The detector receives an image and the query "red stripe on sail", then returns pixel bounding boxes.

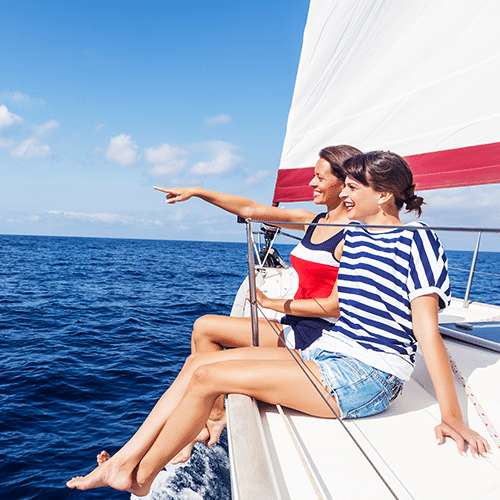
[406,142,500,190]
[273,167,315,204]
[273,142,500,203]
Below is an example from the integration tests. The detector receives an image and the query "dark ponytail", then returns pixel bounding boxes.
[403,185,425,217]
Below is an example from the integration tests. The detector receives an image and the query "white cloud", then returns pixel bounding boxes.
[5,214,41,224]
[145,144,188,177]
[245,170,270,187]
[164,208,187,222]
[105,134,139,166]
[205,113,232,126]
[46,210,165,227]
[190,141,242,176]
[0,92,46,107]
[32,119,59,137]
[0,138,15,148]
[95,123,105,132]
[0,104,23,148]
[0,104,23,130]
[404,184,500,233]
[48,210,132,224]
[10,119,59,159]
[424,185,500,210]
[11,137,52,159]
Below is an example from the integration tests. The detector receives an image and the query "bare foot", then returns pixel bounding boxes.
[205,413,227,447]
[170,427,210,464]
[66,459,134,492]
[97,450,111,465]
[170,411,227,464]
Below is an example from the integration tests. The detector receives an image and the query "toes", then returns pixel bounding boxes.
[96,450,111,464]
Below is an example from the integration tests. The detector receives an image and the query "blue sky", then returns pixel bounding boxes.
[1,0,310,242]
[1,0,499,251]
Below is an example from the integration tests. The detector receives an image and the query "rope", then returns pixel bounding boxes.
[446,348,500,451]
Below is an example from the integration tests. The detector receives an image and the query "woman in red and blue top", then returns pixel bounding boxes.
[150,144,360,462]
[154,145,361,353]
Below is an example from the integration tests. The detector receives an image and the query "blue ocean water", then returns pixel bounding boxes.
[1,234,499,500]
[446,250,500,307]
[0,235,256,500]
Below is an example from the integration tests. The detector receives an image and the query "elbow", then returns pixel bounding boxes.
[324,300,340,318]
[328,308,340,319]
[317,302,340,318]
[239,205,262,221]
[239,209,255,220]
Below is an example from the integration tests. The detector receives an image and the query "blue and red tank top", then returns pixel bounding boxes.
[281,213,343,350]
[290,213,342,300]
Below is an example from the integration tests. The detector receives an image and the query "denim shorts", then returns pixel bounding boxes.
[300,348,404,419]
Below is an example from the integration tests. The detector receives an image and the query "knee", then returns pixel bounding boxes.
[193,315,211,336]
[191,363,215,389]
[192,315,218,346]
[184,351,212,374]
[184,352,201,372]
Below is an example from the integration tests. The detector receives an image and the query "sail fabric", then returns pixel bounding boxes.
[274,0,500,203]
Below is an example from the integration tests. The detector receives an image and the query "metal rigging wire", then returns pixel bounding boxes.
[253,220,500,233]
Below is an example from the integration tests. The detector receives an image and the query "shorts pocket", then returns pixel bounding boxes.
[386,375,403,402]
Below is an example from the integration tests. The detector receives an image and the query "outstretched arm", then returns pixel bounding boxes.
[411,294,491,458]
[253,283,340,318]
[153,186,315,231]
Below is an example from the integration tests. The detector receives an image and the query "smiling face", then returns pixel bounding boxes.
[340,175,383,222]
[309,158,345,207]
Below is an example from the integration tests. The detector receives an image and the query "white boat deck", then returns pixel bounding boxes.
[228,297,500,499]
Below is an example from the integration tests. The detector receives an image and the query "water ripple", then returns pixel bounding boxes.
[0,235,262,500]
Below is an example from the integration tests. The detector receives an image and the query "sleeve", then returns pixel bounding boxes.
[407,224,451,309]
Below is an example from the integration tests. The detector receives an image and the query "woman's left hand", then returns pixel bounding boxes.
[435,419,492,458]
[254,287,270,308]
[246,287,270,309]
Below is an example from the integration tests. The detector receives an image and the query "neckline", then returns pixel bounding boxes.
[308,214,344,245]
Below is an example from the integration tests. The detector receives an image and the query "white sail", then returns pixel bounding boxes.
[274,0,500,202]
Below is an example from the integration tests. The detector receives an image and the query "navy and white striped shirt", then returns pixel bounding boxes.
[313,221,451,380]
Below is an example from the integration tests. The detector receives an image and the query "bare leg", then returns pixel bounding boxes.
[87,315,284,472]
[169,426,210,465]
[129,353,338,495]
[190,315,285,354]
[67,346,318,494]
[172,315,284,463]
[170,411,227,464]
[66,354,206,493]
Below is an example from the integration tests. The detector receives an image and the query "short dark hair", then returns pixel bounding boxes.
[318,145,362,181]
[343,151,425,217]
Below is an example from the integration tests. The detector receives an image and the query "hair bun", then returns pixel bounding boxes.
[405,194,424,216]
